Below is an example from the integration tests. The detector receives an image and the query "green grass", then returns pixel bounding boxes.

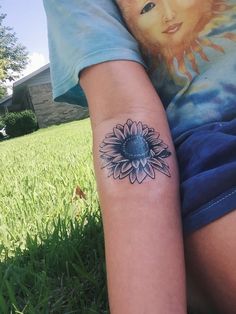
[0,119,212,314]
[0,119,109,313]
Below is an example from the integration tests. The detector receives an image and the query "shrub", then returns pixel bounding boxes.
[4,110,38,138]
[0,116,5,129]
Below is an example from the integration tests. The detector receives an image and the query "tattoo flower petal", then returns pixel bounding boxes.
[100,119,172,184]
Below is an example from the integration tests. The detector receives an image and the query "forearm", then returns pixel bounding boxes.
[81,61,187,313]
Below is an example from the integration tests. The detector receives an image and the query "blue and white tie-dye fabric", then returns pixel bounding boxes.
[44,0,236,233]
[115,0,236,140]
[43,0,146,106]
[44,0,236,140]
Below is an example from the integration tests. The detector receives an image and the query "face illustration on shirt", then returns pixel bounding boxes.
[117,0,236,80]
[136,0,203,47]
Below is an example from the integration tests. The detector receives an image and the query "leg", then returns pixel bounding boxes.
[184,209,236,314]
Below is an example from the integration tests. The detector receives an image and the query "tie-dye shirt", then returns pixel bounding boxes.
[44,0,236,140]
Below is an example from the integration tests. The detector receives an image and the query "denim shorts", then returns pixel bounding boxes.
[176,118,236,234]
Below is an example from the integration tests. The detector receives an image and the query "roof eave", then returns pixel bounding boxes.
[13,63,50,88]
[0,95,13,105]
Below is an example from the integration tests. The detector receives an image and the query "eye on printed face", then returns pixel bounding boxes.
[117,0,234,80]
[133,0,204,47]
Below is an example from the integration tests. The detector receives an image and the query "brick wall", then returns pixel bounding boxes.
[29,83,89,128]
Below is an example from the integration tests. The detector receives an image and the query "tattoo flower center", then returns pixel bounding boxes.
[99,119,172,184]
[122,136,149,159]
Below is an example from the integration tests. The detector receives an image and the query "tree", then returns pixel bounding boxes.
[0,9,28,98]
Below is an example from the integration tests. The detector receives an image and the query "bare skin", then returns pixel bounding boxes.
[80,59,236,314]
[81,60,187,314]
[185,209,236,314]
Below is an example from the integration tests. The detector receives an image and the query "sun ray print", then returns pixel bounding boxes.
[117,0,236,80]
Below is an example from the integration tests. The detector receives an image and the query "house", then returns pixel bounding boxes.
[0,95,12,115]
[0,64,89,128]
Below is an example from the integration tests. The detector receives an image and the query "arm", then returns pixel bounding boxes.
[81,60,187,314]
[81,61,186,314]
[43,0,186,310]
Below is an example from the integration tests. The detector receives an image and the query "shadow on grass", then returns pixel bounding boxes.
[0,209,109,314]
[0,208,213,314]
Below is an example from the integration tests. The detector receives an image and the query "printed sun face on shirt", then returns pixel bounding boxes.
[117,0,236,80]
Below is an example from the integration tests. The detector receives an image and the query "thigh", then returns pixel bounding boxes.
[184,209,236,314]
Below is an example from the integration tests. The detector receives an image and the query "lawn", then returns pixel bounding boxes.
[0,119,109,313]
[0,119,208,314]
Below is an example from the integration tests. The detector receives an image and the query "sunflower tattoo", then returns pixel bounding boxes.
[99,119,171,184]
